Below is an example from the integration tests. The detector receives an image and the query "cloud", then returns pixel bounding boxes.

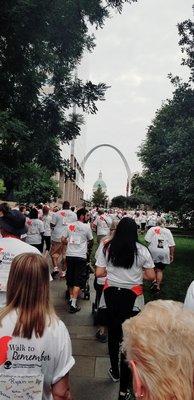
[115,71,143,86]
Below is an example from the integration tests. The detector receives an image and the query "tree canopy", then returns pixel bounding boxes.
[92,185,108,207]
[138,80,194,212]
[136,12,194,213]
[0,0,137,199]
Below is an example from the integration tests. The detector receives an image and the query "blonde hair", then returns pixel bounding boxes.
[0,253,56,339]
[122,300,194,400]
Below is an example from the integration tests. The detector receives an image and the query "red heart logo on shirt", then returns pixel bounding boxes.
[27,219,32,225]
[154,228,161,235]
[69,225,76,232]
[0,336,12,365]
[60,211,66,217]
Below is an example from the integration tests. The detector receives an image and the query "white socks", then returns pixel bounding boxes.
[71,298,77,307]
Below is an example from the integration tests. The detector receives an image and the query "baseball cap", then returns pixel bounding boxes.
[0,210,27,236]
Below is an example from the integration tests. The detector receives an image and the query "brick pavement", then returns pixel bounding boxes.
[51,277,119,400]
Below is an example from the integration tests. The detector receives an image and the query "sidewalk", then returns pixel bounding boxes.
[51,278,119,400]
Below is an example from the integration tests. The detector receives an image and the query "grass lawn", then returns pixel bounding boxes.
[92,234,194,304]
[141,236,194,303]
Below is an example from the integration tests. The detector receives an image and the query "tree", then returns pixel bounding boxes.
[138,80,194,212]
[92,185,108,207]
[0,0,137,199]
[0,179,6,197]
[111,195,127,208]
[136,8,194,213]
[14,163,59,204]
[178,17,194,82]
[131,173,153,207]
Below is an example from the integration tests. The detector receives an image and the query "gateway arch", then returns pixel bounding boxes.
[81,144,131,196]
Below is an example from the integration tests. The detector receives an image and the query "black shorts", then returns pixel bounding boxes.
[66,256,87,288]
[154,262,166,271]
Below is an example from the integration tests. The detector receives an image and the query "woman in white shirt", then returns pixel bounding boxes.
[42,206,52,255]
[0,253,74,400]
[26,207,44,252]
[95,218,155,400]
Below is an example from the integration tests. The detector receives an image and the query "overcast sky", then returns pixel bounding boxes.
[82,0,193,200]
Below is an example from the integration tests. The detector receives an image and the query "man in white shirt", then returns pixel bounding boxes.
[93,209,112,243]
[62,208,93,313]
[50,201,77,278]
[0,207,40,307]
[145,218,175,293]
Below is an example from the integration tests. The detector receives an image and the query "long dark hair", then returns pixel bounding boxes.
[104,217,138,269]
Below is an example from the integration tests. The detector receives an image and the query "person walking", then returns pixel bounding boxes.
[145,217,175,294]
[42,205,52,256]
[26,207,45,252]
[92,209,112,243]
[0,253,74,399]
[62,208,93,313]
[95,218,155,400]
[50,201,77,278]
[0,204,40,308]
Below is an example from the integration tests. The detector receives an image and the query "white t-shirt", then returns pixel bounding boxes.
[43,214,52,237]
[146,214,157,227]
[95,242,106,285]
[145,226,175,264]
[0,310,75,400]
[26,218,44,245]
[64,221,93,259]
[140,214,147,224]
[0,238,40,307]
[95,242,154,288]
[184,281,194,311]
[51,210,77,242]
[93,214,112,236]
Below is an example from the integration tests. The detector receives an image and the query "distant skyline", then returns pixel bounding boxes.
[81,0,193,200]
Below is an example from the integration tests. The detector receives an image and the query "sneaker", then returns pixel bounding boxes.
[150,281,157,290]
[51,270,59,279]
[69,305,81,314]
[59,272,66,279]
[118,390,134,400]
[108,368,120,382]
[95,329,107,343]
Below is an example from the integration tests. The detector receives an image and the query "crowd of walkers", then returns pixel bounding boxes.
[0,200,193,400]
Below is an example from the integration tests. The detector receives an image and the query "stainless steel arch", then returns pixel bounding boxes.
[81,144,131,196]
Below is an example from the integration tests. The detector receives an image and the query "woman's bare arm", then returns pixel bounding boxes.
[95,266,107,278]
[52,374,73,400]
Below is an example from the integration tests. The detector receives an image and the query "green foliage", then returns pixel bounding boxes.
[178,18,194,82]
[0,0,137,199]
[92,185,108,207]
[111,193,144,208]
[0,180,6,196]
[111,195,127,208]
[14,163,59,204]
[138,81,194,212]
[131,173,153,206]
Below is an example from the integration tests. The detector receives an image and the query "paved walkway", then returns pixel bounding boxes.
[51,277,119,400]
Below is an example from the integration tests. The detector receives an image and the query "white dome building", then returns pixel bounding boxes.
[93,171,107,194]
